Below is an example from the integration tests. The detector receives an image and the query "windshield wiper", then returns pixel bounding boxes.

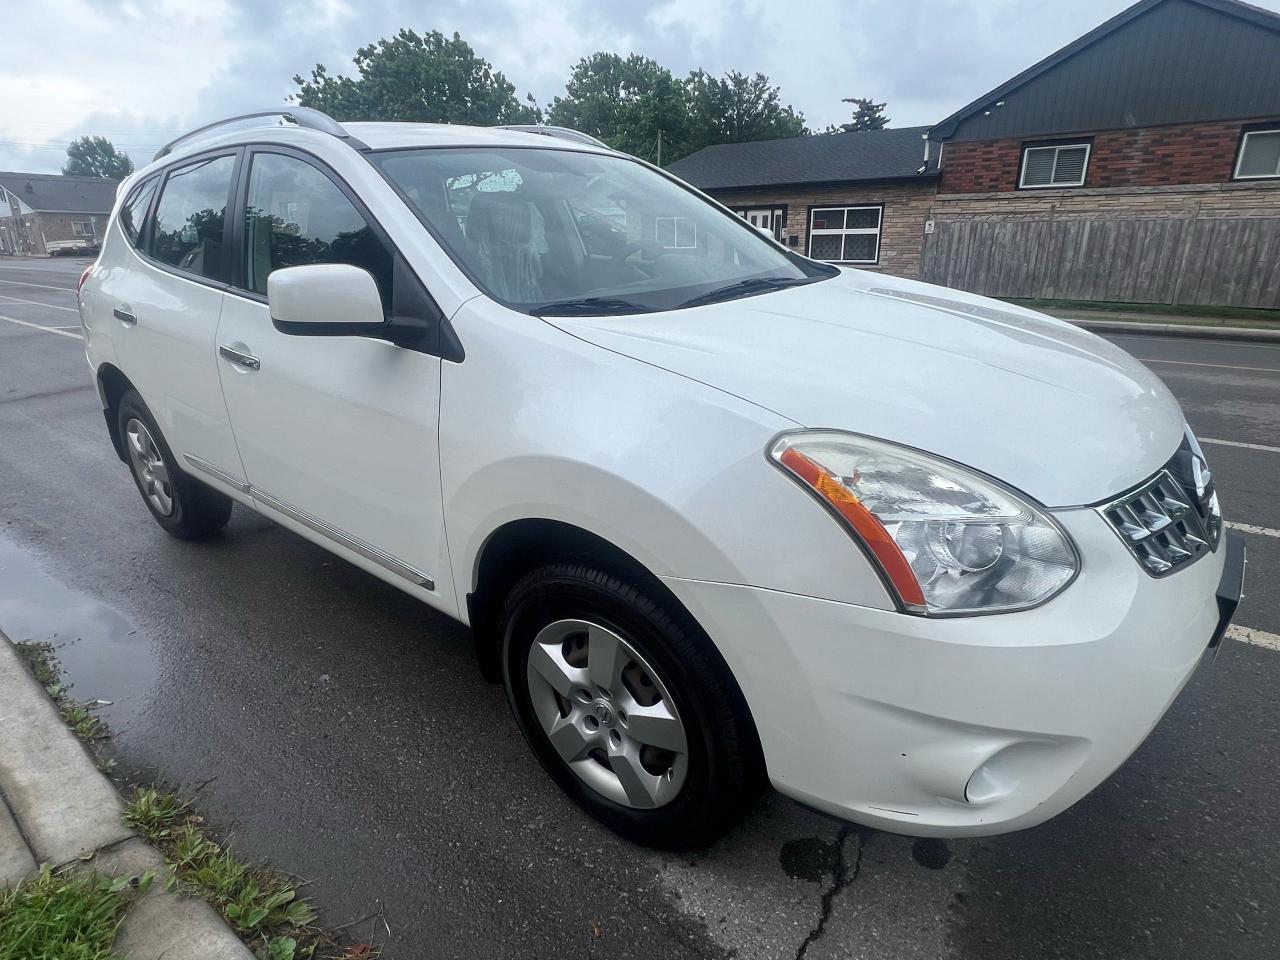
[533,297,653,317]
[676,276,812,310]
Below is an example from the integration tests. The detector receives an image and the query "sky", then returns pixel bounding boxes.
[3,0,1279,175]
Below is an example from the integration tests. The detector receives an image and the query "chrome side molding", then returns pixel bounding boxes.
[184,454,250,493]
[181,455,434,591]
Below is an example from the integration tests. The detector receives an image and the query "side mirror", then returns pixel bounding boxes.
[268,263,386,337]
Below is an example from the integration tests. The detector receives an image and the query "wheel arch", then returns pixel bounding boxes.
[96,362,135,463]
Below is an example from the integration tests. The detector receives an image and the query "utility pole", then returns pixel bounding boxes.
[657,129,662,166]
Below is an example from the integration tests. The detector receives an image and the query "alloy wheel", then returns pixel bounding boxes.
[526,618,689,809]
[125,418,174,516]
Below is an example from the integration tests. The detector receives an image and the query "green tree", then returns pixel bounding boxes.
[824,97,890,134]
[63,136,134,179]
[546,53,690,164]
[292,29,540,125]
[683,70,808,155]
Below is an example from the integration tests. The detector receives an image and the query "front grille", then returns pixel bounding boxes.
[1099,466,1219,577]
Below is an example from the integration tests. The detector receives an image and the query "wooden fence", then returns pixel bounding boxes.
[920,212,1280,309]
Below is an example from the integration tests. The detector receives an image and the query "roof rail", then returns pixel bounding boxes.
[493,125,610,149]
[153,106,368,161]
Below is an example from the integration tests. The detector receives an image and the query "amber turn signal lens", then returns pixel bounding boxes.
[778,447,928,609]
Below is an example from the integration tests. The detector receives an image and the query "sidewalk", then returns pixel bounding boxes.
[1046,309,1280,342]
[0,630,253,959]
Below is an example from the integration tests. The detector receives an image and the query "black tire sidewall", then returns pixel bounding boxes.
[117,390,196,535]
[502,566,750,848]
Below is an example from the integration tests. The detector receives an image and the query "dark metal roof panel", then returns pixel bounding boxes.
[0,171,118,214]
[665,126,938,190]
[934,0,1280,142]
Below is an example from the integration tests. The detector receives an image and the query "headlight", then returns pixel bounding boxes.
[769,431,1078,615]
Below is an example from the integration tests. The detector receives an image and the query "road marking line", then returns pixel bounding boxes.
[1227,625,1280,651]
[1136,357,1280,373]
[1226,520,1280,538]
[1201,437,1280,454]
[0,293,78,312]
[0,314,82,339]
[0,277,77,293]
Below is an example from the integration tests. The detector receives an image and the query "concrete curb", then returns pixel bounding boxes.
[0,632,253,960]
[1057,316,1280,342]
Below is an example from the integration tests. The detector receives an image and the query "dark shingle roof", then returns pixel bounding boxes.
[929,0,1280,141]
[0,172,118,214]
[666,126,938,191]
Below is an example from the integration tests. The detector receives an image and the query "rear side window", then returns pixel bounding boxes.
[243,152,393,310]
[119,176,158,246]
[151,155,236,282]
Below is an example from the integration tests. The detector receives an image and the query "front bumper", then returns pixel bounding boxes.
[664,511,1244,837]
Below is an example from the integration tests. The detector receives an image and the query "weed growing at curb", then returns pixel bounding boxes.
[13,640,112,766]
[124,789,379,960]
[0,864,154,959]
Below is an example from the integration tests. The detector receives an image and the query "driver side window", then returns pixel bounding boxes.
[243,152,394,311]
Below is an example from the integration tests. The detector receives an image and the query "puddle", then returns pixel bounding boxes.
[0,534,158,730]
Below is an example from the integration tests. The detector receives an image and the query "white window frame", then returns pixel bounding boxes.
[655,215,696,249]
[1233,128,1280,181]
[72,220,95,237]
[1019,143,1091,189]
[807,205,882,265]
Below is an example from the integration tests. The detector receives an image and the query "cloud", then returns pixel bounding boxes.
[3,0,1278,172]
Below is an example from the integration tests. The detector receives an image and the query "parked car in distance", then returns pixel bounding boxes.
[77,108,1244,848]
[48,238,99,256]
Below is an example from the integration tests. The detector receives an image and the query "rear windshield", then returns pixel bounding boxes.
[372,146,833,315]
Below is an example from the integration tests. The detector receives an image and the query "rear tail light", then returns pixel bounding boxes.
[77,265,93,297]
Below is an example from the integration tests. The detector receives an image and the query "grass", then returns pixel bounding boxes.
[124,789,375,960]
[1002,297,1280,326]
[9,644,378,959]
[13,641,111,761]
[0,865,152,960]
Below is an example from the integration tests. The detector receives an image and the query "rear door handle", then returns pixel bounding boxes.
[113,307,137,326]
[218,344,260,370]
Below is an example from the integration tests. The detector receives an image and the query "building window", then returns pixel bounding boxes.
[1234,129,1280,180]
[1019,143,1090,188]
[655,216,696,249]
[72,220,95,237]
[807,206,881,264]
[732,206,786,240]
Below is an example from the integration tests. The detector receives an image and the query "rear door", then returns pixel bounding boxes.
[100,150,247,488]
[214,146,451,608]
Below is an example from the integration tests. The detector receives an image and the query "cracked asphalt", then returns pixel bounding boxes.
[2,256,1278,959]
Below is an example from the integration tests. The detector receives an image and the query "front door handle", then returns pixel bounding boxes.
[218,344,260,370]
[113,307,137,326]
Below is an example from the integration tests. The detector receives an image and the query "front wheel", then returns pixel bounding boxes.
[501,563,763,848]
[117,389,232,540]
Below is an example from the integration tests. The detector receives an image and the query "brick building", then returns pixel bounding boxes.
[668,0,1280,309]
[666,127,938,278]
[0,172,118,257]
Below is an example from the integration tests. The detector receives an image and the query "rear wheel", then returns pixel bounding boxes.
[117,390,232,540]
[501,563,762,848]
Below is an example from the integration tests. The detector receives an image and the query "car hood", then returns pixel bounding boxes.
[544,271,1184,507]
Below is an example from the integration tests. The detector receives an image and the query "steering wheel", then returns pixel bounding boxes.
[612,240,655,263]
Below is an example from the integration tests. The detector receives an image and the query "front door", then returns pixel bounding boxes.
[214,148,451,609]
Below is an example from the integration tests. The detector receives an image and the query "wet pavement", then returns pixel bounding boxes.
[2,256,1279,959]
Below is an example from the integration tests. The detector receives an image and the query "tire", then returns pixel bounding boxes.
[116,389,232,540]
[501,562,763,848]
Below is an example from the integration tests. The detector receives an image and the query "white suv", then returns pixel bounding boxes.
[78,108,1244,847]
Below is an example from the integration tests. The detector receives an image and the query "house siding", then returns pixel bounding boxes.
[0,211,108,256]
[939,120,1272,194]
[707,181,937,279]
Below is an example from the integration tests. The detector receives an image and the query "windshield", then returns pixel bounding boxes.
[372,146,834,315]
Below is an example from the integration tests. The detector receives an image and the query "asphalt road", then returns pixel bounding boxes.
[2,256,1278,960]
